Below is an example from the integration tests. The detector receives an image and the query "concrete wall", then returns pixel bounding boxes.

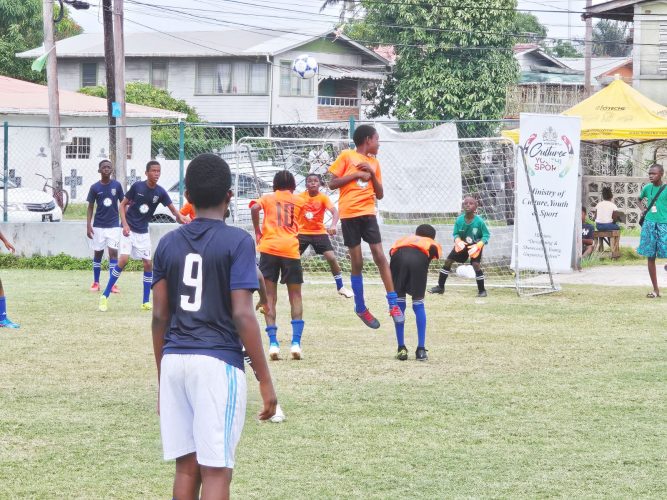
[634,2,667,105]
[1,221,178,258]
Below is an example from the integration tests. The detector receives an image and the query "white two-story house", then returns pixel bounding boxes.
[18,28,391,126]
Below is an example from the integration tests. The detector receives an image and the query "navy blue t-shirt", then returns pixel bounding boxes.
[87,180,124,228]
[582,223,595,247]
[124,181,171,234]
[152,218,259,370]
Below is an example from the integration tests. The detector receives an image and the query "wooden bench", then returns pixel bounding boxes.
[592,230,621,259]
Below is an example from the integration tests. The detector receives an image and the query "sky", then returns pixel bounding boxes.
[68,0,589,43]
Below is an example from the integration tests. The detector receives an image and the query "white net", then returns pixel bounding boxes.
[234,127,556,296]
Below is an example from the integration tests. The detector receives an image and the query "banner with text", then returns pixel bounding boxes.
[515,113,581,272]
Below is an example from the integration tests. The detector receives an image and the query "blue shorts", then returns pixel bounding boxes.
[637,220,667,258]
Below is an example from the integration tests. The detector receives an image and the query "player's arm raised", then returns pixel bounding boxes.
[357,162,383,199]
[328,171,366,190]
[232,289,277,420]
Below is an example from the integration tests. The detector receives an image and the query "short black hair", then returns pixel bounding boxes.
[273,170,296,191]
[98,159,111,168]
[601,186,613,201]
[416,224,436,239]
[146,160,161,172]
[306,172,322,185]
[648,163,664,174]
[185,153,232,209]
[353,125,377,147]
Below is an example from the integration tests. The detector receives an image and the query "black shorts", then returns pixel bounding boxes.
[447,246,483,264]
[390,247,430,299]
[259,253,303,285]
[341,215,381,247]
[299,234,334,255]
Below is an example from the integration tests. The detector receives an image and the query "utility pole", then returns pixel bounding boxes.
[113,0,127,189]
[584,0,593,96]
[103,0,116,167]
[42,0,64,208]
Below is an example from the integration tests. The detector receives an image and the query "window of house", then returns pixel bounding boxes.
[280,61,313,96]
[65,137,91,159]
[81,63,98,87]
[151,61,168,89]
[126,138,133,160]
[196,61,268,94]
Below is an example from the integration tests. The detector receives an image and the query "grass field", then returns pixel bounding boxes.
[0,270,665,498]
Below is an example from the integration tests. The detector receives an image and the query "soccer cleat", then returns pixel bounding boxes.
[111,284,120,294]
[356,308,380,329]
[415,347,429,361]
[477,290,488,298]
[141,302,153,311]
[396,345,408,361]
[389,305,405,324]
[98,296,108,312]
[428,285,444,294]
[269,343,280,361]
[89,282,100,292]
[290,343,302,360]
[0,317,20,329]
[337,286,354,298]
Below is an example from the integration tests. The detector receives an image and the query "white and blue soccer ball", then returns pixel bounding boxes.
[292,54,318,79]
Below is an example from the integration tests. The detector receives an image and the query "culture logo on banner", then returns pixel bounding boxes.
[514,113,582,273]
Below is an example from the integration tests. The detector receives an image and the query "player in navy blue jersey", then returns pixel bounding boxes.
[86,159,124,293]
[99,160,185,312]
[152,153,277,499]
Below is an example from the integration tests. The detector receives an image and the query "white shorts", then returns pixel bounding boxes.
[90,226,121,252]
[159,354,247,468]
[119,231,152,260]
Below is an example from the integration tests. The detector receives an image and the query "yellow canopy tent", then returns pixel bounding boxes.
[502,79,667,144]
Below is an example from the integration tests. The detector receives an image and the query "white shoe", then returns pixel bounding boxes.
[269,343,280,361]
[270,404,286,423]
[338,286,354,298]
[290,343,302,360]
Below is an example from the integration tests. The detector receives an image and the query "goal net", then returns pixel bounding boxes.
[234,124,556,296]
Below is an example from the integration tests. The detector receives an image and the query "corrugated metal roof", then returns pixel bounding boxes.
[319,64,387,81]
[0,75,184,119]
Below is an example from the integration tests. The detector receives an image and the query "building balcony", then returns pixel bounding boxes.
[317,96,360,120]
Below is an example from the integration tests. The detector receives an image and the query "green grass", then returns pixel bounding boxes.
[63,203,88,221]
[582,245,646,267]
[1,270,665,498]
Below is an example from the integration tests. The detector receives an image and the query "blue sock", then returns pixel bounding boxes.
[143,272,153,303]
[351,274,366,313]
[333,274,343,291]
[291,319,304,345]
[413,300,427,348]
[386,291,398,308]
[266,325,278,346]
[0,296,6,321]
[109,259,118,281]
[93,256,102,283]
[395,298,407,346]
[103,265,122,297]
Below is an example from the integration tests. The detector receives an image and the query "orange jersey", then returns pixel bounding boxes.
[297,191,334,235]
[180,201,195,219]
[328,149,382,219]
[250,190,304,259]
[390,235,442,260]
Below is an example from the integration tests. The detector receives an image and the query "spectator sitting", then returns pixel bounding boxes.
[582,207,595,260]
[594,187,621,231]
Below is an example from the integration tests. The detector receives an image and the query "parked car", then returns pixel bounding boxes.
[0,177,62,222]
[152,173,272,225]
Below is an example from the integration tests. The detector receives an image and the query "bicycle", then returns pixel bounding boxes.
[35,173,69,213]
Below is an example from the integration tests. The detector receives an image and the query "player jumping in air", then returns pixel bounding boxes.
[429,196,490,297]
[297,173,353,299]
[327,125,404,329]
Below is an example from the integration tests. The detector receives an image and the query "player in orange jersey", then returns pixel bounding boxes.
[389,225,442,361]
[298,173,353,299]
[250,170,306,361]
[328,125,404,329]
[179,200,196,222]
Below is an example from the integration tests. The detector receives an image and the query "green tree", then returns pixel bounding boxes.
[0,0,82,83]
[546,40,581,58]
[512,12,547,44]
[352,0,519,121]
[593,20,631,57]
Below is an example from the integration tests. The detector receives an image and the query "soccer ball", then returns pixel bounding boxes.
[456,264,477,280]
[292,54,318,79]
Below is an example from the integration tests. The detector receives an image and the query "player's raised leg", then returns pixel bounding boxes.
[369,242,404,324]
[323,250,353,298]
[349,244,380,329]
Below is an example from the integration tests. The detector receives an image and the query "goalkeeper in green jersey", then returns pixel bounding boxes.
[429,196,490,297]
